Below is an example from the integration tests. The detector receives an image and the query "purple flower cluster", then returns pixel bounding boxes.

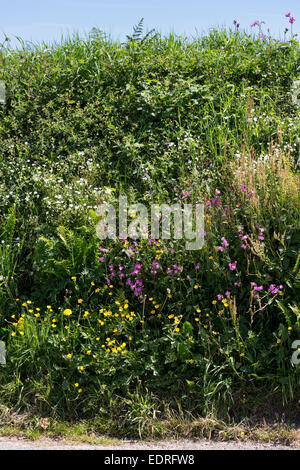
[256,225,265,241]
[229,261,237,271]
[151,261,160,275]
[285,13,295,24]
[238,227,248,250]
[269,284,283,295]
[217,236,229,252]
[168,264,181,275]
[131,263,143,276]
[126,278,143,296]
[251,282,263,291]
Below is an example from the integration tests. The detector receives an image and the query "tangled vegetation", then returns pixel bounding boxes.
[0,25,299,436]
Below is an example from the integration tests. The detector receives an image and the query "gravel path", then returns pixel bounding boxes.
[0,437,298,450]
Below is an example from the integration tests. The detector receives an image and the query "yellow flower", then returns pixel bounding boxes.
[194,285,199,289]
[66,353,72,358]
[78,388,82,393]
[277,339,281,344]
[74,383,79,387]
[11,332,16,336]
[71,276,76,280]
[91,281,95,286]
[63,309,72,316]
[212,300,217,305]
[189,359,194,364]
[78,299,83,304]
[79,366,84,370]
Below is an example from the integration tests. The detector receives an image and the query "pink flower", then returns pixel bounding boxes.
[99,257,104,262]
[285,13,291,18]
[290,17,295,24]
[217,246,224,252]
[229,261,237,271]
[221,237,229,247]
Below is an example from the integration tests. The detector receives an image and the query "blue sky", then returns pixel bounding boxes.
[1,0,299,46]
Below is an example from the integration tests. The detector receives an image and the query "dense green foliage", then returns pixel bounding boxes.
[0,28,299,427]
